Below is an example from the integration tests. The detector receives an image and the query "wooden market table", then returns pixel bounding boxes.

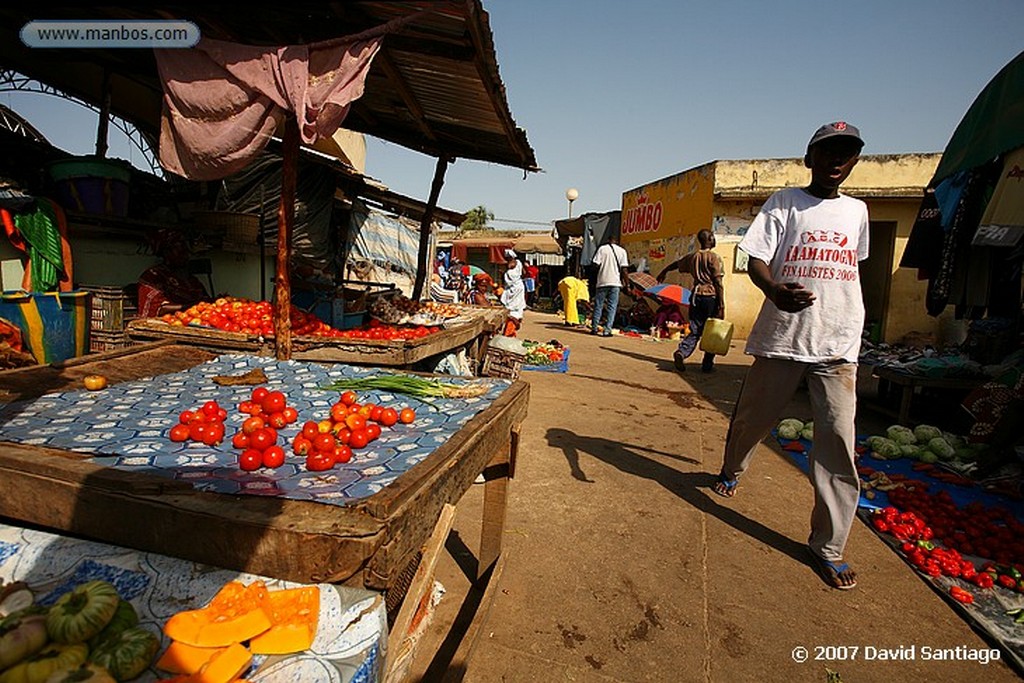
[126,313,499,368]
[871,365,986,426]
[0,341,528,601]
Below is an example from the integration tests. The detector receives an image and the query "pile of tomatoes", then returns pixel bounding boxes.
[886,485,1024,567]
[230,388,300,471]
[291,390,415,471]
[168,400,229,446]
[158,297,441,341]
[165,386,417,473]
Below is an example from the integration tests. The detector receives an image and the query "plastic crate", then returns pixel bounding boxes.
[81,285,136,332]
[480,346,525,380]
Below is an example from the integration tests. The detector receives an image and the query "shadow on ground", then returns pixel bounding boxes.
[545,426,815,572]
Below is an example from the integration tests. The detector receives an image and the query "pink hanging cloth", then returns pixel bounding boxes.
[154,15,423,180]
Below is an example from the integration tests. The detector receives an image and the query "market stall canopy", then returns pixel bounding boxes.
[513,232,561,255]
[0,1,538,173]
[931,49,1024,186]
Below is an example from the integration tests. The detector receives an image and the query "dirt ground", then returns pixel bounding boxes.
[405,310,1020,683]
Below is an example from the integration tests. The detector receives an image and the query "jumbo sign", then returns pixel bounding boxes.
[622,192,662,236]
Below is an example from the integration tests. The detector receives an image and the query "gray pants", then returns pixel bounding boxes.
[721,357,860,562]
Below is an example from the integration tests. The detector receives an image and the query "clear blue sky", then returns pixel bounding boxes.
[5,1,1024,229]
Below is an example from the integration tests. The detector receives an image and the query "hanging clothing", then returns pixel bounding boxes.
[1,199,73,292]
[152,14,427,180]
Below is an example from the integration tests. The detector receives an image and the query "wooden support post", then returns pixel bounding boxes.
[274,117,299,360]
[385,503,456,683]
[94,70,110,158]
[477,423,519,580]
[412,155,450,301]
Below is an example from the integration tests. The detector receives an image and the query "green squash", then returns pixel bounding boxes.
[45,582,119,645]
[0,643,88,683]
[86,601,137,652]
[87,628,158,682]
[43,664,116,683]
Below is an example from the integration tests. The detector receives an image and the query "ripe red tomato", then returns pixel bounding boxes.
[378,408,399,427]
[292,435,313,456]
[178,410,196,425]
[201,400,221,418]
[305,451,335,471]
[369,406,384,423]
[231,432,250,449]
[169,424,190,442]
[399,408,416,424]
[340,390,358,406]
[242,416,265,435]
[282,406,299,424]
[238,400,255,415]
[188,422,207,442]
[335,427,351,445]
[358,404,374,419]
[301,421,320,441]
[203,422,225,445]
[365,423,382,441]
[349,428,369,449]
[330,403,348,423]
[267,412,288,429]
[262,445,286,468]
[345,414,366,431]
[261,391,286,414]
[335,445,353,464]
[250,427,276,452]
[239,449,262,471]
[251,387,269,404]
[313,432,336,454]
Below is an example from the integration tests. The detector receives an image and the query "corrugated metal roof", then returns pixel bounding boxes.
[0,1,538,172]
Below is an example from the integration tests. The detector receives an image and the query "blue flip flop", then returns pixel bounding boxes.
[712,474,738,498]
[810,552,858,590]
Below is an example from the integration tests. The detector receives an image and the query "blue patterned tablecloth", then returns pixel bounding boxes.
[0,521,387,682]
[0,353,511,505]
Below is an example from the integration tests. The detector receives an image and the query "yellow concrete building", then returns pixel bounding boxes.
[620,153,944,344]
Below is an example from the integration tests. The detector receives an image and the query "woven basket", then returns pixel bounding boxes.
[480,346,524,380]
[194,211,260,244]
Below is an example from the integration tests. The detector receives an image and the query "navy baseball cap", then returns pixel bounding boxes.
[807,121,864,151]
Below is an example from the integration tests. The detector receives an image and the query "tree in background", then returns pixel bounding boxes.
[461,205,494,232]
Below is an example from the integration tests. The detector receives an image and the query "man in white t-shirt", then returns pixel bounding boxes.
[712,122,869,591]
[589,235,629,336]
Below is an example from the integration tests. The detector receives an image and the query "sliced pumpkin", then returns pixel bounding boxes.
[249,586,320,655]
[163,581,271,648]
[155,641,228,675]
[188,642,252,683]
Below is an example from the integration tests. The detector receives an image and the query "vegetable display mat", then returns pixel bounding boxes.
[774,431,1024,520]
[0,520,387,682]
[0,353,511,505]
[777,433,1024,675]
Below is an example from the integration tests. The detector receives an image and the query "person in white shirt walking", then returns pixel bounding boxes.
[589,235,629,336]
[712,121,869,591]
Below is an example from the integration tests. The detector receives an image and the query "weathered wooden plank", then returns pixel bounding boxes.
[385,503,456,683]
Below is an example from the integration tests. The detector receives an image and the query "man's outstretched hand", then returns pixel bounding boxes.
[770,282,816,312]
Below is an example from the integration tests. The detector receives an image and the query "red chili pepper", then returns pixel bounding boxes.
[949,586,975,604]
[998,574,1018,589]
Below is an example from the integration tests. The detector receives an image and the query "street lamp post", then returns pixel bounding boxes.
[565,187,579,219]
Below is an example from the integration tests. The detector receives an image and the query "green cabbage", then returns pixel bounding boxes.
[871,437,902,459]
[919,451,938,464]
[777,418,805,440]
[913,424,942,443]
[886,425,917,446]
[899,444,921,459]
[927,437,955,460]
[800,422,814,441]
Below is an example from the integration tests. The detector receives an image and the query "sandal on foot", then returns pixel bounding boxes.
[809,551,857,590]
[712,474,738,498]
